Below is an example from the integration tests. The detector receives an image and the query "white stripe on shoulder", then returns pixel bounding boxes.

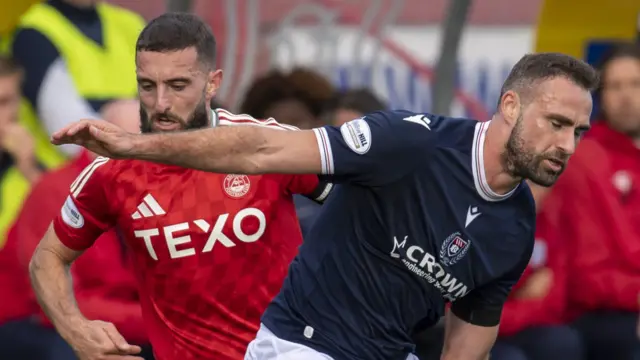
[216,108,299,131]
[70,156,110,198]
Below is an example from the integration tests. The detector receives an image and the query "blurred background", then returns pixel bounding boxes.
[0,0,639,359]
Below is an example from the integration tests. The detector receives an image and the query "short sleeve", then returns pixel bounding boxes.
[52,157,117,251]
[311,110,440,186]
[287,175,333,204]
[450,237,534,327]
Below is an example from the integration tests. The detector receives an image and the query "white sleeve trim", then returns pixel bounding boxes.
[314,182,333,202]
[37,58,102,156]
[312,127,334,175]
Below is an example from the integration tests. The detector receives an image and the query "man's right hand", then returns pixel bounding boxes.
[51,119,136,159]
[66,320,143,360]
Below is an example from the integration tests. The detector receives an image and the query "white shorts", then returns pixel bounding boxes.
[244,323,419,360]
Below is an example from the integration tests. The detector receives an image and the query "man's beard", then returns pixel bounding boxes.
[501,116,570,187]
[140,98,209,133]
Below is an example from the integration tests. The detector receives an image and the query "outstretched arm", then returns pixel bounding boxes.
[53,110,439,184]
[133,126,322,175]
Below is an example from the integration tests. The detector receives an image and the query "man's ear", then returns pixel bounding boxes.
[207,69,223,100]
[499,90,521,127]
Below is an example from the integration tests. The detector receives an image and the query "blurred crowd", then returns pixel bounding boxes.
[0,1,639,360]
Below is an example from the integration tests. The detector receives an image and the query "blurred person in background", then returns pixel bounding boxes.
[544,42,640,360]
[0,56,42,248]
[1,0,145,168]
[322,88,387,126]
[239,67,334,130]
[490,183,583,360]
[0,99,152,360]
[240,68,336,236]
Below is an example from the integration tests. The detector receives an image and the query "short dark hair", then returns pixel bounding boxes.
[594,42,640,120]
[499,52,599,106]
[0,55,22,77]
[239,71,293,119]
[325,88,387,115]
[597,42,640,87]
[240,68,335,119]
[136,12,216,68]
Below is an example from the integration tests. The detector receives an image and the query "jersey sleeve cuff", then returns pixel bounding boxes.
[312,127,335,175]
[53,217,93,251]
[306,181,334,203]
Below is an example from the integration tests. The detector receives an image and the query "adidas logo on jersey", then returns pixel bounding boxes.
[132,194,166,219]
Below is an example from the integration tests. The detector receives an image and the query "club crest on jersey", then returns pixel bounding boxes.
[440,232,470,266]
[223,174,251,198]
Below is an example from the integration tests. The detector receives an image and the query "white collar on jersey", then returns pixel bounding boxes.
[471,121,519,202]
[211,109,220,127]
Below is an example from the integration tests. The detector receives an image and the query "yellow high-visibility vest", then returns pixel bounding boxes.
[0,166,30,248]
[3,2,144,169]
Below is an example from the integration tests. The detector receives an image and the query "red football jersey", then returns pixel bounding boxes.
[53,110,329,360]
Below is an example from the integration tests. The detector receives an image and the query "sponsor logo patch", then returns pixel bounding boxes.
[340,118,371,154]
[61,196,84,228]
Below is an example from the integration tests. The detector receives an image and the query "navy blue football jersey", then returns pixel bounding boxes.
[262,110,536,360]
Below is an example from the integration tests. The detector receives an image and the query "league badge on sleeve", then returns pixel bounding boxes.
[61,196,84,228]
[340,118,371,154]
[439,232,470,266]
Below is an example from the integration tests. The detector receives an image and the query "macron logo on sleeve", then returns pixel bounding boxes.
[403,114,431,130]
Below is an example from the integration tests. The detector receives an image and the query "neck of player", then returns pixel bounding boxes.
[482,121,521,195]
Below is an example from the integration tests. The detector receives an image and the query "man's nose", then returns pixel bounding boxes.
[154,87,172,112]
[558,131,576,156]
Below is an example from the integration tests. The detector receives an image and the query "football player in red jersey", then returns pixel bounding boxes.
[28,13,331,360]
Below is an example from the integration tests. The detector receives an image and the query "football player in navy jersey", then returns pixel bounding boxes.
[52,52,598,360]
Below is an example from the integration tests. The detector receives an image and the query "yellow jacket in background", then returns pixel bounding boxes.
[2,2,144,169]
